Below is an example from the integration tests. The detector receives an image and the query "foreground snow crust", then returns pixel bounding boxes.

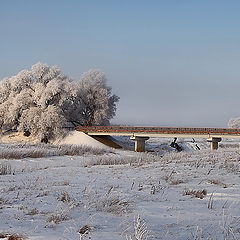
[0,140,239,240]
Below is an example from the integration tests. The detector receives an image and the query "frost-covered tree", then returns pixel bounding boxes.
[0,63,119,141]
[18,105,65,142]
[0,62,73,141]
[228,118,240,128]
[75,69,119,126]
[0,70,35,131]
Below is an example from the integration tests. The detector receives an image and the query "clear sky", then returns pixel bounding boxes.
[1,0,240,127]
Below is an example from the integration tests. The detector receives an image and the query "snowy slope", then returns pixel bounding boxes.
[56,131,108,149]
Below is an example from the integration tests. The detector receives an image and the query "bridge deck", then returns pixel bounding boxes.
[76,126,240,138]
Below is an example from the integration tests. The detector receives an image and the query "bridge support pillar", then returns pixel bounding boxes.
[207,137,222,150]
[130,136,149,152]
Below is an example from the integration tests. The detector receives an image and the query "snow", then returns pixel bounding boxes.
[0,131,109,149]
[0,132,38,144]
[0,138,239,240]
[56,131,108,149]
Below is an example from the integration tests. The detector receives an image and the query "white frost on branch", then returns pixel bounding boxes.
[0,63,119,141]
[76,69,119,126]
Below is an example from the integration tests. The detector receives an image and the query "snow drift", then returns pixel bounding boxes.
[57,131,108,149]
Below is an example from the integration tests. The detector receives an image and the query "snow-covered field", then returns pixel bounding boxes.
[0,136,239,240]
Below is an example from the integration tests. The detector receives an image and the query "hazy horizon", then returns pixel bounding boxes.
[1,0,240,128]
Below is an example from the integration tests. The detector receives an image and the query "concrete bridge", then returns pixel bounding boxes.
[76,126,240,152]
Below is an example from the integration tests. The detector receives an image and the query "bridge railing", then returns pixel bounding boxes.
[76,126,240,136]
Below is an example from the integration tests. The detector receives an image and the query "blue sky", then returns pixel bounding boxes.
[1,0,240,127]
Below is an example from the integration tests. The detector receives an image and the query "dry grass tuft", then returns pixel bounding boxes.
[0,162,11,175]
[183,188,207,199]
[169,179,185,185]
[126,215,149,240]
[78,224,91,234]
[47,213,69,224]
[96,195,132,215]
[26,208,39,215]
[87,192,133,215]
[8,234,24,240]
[36,191,49,198]
[208,179,227,188]
[220,160,239,174]
[0,234,24,240]
[59,191,71,203]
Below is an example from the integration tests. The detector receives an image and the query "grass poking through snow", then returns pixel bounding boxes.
[0,143,113,159]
